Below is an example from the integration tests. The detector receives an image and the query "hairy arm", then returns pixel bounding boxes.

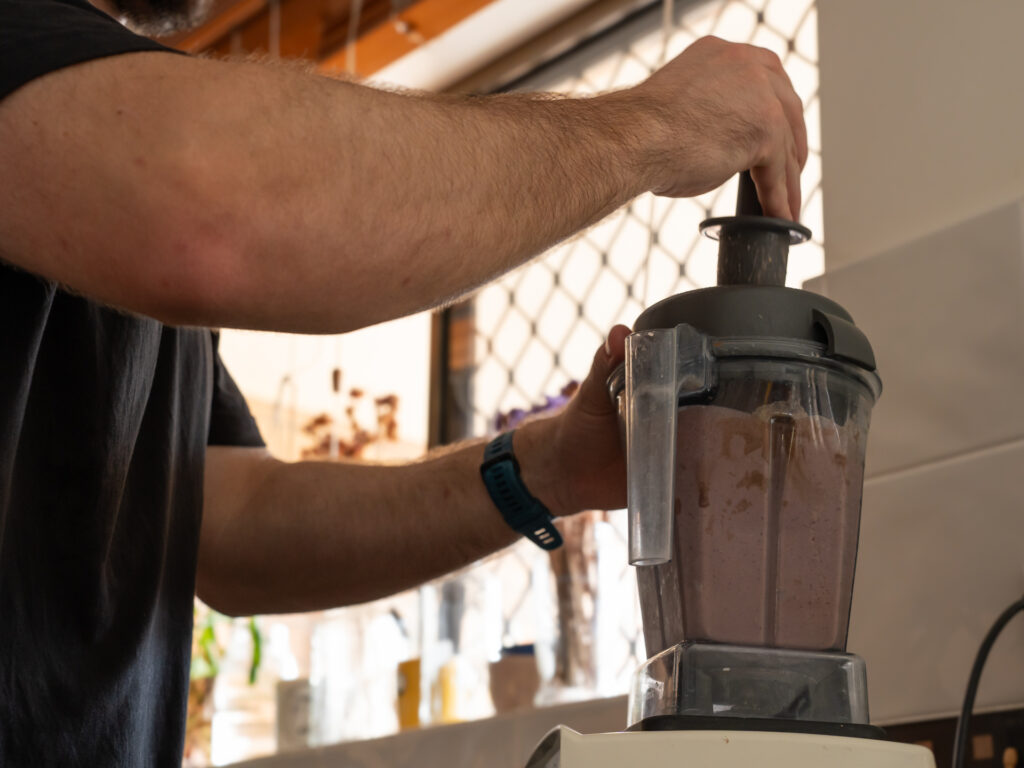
[198,328,630,616]
[198,439,512,614]
[0,38,805,334]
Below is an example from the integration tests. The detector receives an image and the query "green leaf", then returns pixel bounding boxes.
[248,617,262,685]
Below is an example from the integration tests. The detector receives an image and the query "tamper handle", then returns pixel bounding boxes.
[736,170,763,216]
[700,170,811,287]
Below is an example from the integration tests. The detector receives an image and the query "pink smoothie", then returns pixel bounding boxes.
[638,403,866,655]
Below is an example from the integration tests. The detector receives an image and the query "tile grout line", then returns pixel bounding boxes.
[865,435,1024,486]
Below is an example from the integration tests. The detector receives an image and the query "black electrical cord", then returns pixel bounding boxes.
[951,594,1024,768]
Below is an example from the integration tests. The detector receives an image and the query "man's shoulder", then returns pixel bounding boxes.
[0,0,171,104]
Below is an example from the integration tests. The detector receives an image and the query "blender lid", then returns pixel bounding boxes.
[633,285,877,371]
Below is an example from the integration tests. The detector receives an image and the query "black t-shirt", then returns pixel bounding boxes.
[0,2,265,765]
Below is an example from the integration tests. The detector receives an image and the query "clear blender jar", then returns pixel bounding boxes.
[607,173,885,735]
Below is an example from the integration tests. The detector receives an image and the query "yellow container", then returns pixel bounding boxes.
[396,658,421,730]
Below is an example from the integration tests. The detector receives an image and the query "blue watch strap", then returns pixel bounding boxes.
[480,430,563,550]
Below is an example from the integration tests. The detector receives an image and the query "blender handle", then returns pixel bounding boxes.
[736,170,763,216]
[625,325,713,566]
[625,330,679,566]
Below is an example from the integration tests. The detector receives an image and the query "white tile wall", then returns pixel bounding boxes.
[808,199,1024,722]
[850,439,1024,723]
[817,0,1024,270]
[806,200,1024,479]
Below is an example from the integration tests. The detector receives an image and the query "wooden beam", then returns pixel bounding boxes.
[446,0,652,94]
[160,0,372,57]
[318,0,493,77]
[159,0,269,53]
[157,0,645,98]
[158,0,495,81]
[316,0,394,60]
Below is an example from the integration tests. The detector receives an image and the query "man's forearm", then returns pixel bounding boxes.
[1,37,807,334]
[198,326,632,617]
[197,421,562,615]
[207,75,655,333]
[0,53,653,333]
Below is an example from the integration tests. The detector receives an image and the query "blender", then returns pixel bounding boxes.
[524,173,936,768]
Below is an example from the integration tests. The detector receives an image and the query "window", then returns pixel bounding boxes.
[444,0,824,705]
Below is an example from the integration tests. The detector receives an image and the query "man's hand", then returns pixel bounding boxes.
[516,325,630,517]
[198,327,632,615]
[628,35,809,220]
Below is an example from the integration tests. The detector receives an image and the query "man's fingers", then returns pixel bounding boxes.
[786,133,802,220]
[750,61,804,219]
[755,75,802,220]
[604,323,630,364]
[768,69,808,170]
[751,157,792,221]
[754,47,806,168]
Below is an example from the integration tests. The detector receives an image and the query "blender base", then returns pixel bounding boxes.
[627,713,886,740]
[523,726,936,768]
[629,642,871,726]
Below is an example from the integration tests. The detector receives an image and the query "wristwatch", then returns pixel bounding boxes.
[479,430,563,550]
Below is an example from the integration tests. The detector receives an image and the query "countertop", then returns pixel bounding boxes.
[230,695,628,768]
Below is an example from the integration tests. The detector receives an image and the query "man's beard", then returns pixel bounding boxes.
[112,0,213,37]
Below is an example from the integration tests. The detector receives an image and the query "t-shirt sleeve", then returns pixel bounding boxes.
[208,333,266,448]
[0,0,177,103]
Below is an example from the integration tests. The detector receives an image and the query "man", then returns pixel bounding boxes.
[0,0,807,762]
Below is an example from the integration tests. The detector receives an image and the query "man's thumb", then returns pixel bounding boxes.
[574,324,631,415]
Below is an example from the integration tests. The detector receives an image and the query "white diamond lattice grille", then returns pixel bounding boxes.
[465,0,823,698]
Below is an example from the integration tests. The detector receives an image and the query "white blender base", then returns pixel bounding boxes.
[525,726,937,768]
